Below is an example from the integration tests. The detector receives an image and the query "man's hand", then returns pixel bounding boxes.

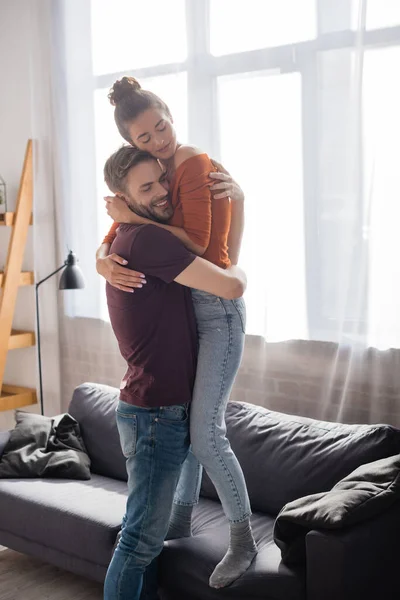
[209,160,244,203]
[104,195,143,224]
[96,253,146,293]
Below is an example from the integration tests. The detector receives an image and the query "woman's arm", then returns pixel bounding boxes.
[141,221,206,255]
[96,239,146,293]
[103,221,119,245]
[106,195,207,256]
[209,164,245,265]
[227,200,244,265]
[105,148,213,257]
[172,147,212,253]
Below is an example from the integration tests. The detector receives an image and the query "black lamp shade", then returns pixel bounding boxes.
[58,251,85,290]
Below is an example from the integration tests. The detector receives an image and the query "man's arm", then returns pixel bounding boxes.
[174,257,246,300]
[125,225,246,300]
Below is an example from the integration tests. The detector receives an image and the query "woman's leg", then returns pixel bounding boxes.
[189,291,257,587]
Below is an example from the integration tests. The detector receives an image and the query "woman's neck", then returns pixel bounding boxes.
[160,142,181,180]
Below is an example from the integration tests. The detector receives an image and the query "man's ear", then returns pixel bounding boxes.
[116,192,128,202]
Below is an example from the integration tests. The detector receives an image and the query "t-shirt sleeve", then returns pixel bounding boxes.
[103,221,119,245]
[178,154,213,248]
[131,225,196,283]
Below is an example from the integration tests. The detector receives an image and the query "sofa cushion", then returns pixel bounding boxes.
[200,401,400,515]
[0,474,127,566]
[274,453,400,565]
[159,498,306,600]
[69,383,127,481]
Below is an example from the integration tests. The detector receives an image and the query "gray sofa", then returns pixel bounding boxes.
[0,382,399,600]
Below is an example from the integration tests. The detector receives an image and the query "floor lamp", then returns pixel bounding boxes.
[36,250,85,415]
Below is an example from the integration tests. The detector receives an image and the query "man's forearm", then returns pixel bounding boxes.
[226,264,247,297]
[175,258,247,300]
[227,199,244,265]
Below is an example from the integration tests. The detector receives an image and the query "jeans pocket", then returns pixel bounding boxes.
[116,411,137,457]
[232,297,246,334]
[158,404,188,424]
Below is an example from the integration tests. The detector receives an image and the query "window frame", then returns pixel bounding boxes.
[91,0,400,336]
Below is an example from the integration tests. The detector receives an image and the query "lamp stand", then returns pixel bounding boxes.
[35,264,66,416]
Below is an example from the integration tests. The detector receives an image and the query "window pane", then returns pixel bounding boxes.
[366,0,400,30]
[316,48,365,330]
[210,0,317,56]
[91,0,187,75]
[364,47,400,348]
[94,72,187,319]
[218,72,307,339]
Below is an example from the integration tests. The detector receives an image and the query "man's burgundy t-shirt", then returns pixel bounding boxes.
[106,224,198,408]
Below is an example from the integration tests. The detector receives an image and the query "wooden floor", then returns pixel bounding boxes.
[0,547,103,600]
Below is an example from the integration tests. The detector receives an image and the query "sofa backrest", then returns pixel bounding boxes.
[69,382,127,481]
[200,401,400,515]
[69,383,400,515]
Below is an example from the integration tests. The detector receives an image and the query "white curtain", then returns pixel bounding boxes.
[50,0,400,425]
[29,0,63,415]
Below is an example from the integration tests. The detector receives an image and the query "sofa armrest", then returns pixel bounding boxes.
[305,502,400,600]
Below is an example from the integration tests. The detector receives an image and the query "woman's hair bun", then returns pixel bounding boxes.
[108,77,141,106]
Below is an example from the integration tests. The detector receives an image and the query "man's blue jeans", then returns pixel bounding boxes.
[104,401,190,600]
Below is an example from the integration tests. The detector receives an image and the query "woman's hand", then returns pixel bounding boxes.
[96,253,146,293]
[209,160,244,203]
[104,195,143,224]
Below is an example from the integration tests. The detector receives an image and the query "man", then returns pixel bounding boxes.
[99,146,247,600]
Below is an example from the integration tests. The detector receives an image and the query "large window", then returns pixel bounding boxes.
[86,0,400,338]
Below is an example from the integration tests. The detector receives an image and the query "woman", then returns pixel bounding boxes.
[96,77,257,589]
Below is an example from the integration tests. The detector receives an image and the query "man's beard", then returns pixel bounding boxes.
[127,196,173,224]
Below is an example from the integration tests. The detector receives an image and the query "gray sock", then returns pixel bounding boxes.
[209,519,258,589]
[166,503,193,540]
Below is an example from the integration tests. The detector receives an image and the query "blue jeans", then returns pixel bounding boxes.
[104,402,189,600]
[174,290,251,522]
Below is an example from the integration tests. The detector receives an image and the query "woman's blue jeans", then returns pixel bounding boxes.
[174,290,251,522]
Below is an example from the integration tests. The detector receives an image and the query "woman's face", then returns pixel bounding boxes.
[127,108,177,160]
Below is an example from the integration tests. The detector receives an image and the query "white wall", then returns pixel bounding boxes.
[0,0,61,428]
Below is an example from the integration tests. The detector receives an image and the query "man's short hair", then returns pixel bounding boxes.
[104,146,155,194]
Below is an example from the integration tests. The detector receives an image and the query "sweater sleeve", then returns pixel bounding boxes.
[102,221,119,245]
[178,154,213,248]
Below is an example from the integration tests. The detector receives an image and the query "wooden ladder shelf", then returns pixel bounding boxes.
[0,140,37,411]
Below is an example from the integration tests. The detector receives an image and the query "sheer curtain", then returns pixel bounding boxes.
[53,0,400,426]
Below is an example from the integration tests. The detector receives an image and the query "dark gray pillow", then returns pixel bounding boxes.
[200,401,400,515]
[0,411,90,479]
[274,453,400,564]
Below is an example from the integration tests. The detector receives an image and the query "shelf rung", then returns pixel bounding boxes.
[0,212,33,226]
[8,330,36,350]
[0,271,34,287]
[0,384,37,411]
